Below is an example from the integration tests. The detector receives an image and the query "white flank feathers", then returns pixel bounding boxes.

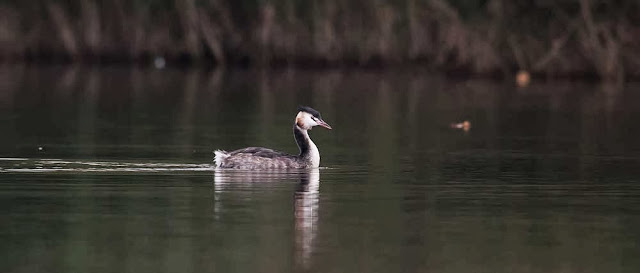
[213,150,229,167]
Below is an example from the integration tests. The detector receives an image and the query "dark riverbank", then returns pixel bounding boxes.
[0,1,638,81]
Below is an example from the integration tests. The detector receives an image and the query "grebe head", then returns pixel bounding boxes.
[296,106,332,130]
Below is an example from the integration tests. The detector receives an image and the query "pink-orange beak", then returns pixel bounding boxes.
[317,119,332,130]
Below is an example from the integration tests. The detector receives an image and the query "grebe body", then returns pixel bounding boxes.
[214,106,331,170]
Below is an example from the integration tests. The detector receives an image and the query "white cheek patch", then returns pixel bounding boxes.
[295,112,320,130]
[307,116,318,127]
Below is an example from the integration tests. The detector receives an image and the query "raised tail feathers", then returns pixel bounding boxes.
[213,150,229,168]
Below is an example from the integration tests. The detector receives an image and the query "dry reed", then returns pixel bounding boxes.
[0,0,638,80]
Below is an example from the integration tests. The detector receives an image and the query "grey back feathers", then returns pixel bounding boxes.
[228,147,291,158]
[213,148,309,169]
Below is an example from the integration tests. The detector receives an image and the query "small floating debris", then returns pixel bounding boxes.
[516,70,531,87]
[38,146,43,151]
[153,56,166,69]
[450,120,471,132]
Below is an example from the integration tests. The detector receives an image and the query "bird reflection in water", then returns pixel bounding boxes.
[294,169,319,269]
[213,169,320,268]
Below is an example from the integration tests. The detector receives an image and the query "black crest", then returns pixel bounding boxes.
[297,106,322,118]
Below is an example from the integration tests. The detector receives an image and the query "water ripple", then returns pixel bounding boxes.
[0,158,214,173]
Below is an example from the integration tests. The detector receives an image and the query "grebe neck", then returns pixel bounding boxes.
[293,125,320,167]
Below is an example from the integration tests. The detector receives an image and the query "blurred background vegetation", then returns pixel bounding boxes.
[0,0,638,80]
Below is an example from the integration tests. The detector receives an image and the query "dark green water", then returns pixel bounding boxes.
[1,66,640,272]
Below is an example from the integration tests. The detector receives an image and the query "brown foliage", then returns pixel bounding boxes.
[0,0,638,80]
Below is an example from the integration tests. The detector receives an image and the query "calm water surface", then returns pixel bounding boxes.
[1,66,640,272]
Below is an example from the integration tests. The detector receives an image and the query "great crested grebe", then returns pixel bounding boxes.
[214,106,332,169]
